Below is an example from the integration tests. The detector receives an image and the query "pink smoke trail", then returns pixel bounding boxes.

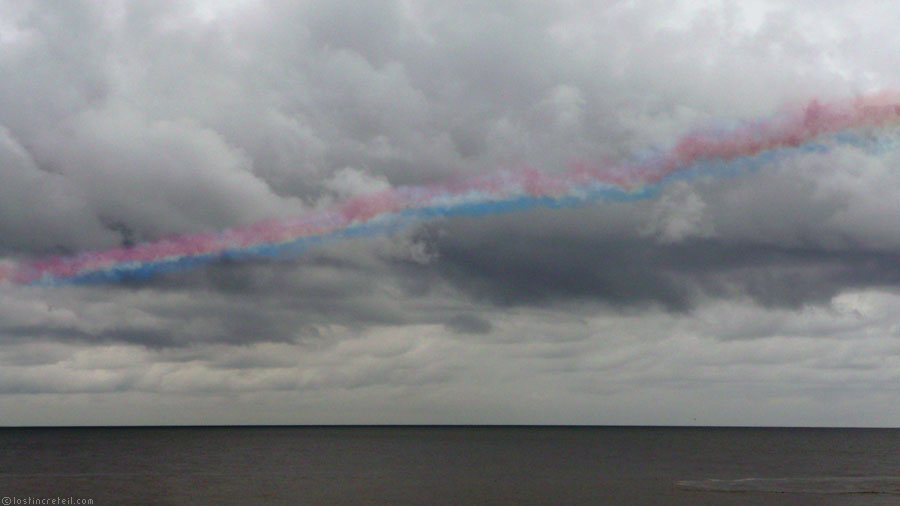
[1,94,899,285]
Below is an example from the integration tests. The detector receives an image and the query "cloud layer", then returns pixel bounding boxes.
[2,0,900,425]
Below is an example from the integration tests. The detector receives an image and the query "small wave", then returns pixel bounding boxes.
[675,477,900,495]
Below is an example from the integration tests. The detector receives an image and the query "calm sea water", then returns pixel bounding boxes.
[0,426,899,505]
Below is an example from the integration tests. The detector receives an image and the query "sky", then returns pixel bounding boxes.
[2,0,900,426]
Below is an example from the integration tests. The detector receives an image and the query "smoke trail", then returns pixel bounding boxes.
[2,94,899,286]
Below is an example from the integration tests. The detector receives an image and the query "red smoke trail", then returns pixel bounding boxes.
[2,93,899,285]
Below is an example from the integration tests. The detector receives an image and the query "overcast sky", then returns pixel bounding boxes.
[2,0,900,426]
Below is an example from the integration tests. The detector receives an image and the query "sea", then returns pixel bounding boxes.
[0,426,899,505]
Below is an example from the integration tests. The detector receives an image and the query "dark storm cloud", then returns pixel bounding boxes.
[132,248,429,328]
[0,235,473,348]
[420,209,900,312]
[0,325,177,347]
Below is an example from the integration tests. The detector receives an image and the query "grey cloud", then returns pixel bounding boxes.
[0,236,477,348]
[444,313,493,335]
[418,204,900,312]
[0,322,179,348]
[0,127,113,253]
[3,0,894,254]
[4,0,900,424]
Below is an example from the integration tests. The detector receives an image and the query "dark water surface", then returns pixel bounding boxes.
[0,426,899,505]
